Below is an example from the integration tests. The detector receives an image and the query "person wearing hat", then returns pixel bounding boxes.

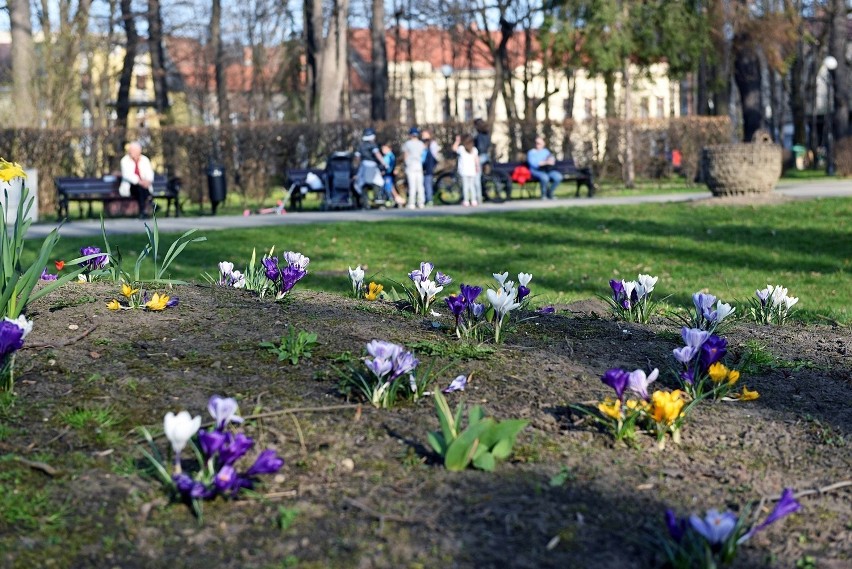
[354,127,386,207]
[402,126,426,209]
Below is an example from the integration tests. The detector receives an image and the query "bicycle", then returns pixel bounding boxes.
[433,160,511,205]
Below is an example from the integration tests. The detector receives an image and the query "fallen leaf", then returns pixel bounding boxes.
[89,351,101,359]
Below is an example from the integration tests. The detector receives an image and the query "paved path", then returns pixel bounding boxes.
[25,179,852,239]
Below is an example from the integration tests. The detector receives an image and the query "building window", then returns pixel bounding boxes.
[639,97,649,119]
[463,98,474,122]
[584,98,594,120]
[563,98,572,119]
[657,97,665,118]
[136,74,148,90]
[401,98,414,123]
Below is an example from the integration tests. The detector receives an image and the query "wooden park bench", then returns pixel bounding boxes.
[283,168,326,210]
[491,158,595,199]
[55,174,181,220]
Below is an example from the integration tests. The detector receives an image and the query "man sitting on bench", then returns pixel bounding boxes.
[527,136,563,200]
[119,141,155,219]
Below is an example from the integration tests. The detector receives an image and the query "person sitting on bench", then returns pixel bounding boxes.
[119,141,155,219]
[527,136,563,200]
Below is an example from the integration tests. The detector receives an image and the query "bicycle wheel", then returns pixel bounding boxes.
[435,173,463,205]
[481,174,506,203]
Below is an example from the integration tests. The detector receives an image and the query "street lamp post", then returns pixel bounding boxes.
[441,64,453,123]
[824,55,838,176]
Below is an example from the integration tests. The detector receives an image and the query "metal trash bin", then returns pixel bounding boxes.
[791,145,806,171]
[206,164,227,215]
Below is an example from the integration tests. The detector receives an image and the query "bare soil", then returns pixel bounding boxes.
[1,282,850,568]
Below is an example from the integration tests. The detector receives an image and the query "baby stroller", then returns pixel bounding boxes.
[323,152,356,210]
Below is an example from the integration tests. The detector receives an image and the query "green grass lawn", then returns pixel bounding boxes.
[35,197,852,324]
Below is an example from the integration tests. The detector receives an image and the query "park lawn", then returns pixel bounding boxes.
[39,197,852,324]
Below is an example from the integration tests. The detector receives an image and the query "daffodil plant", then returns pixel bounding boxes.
[747,284,798,325]
[661,488,801,569]
[603,273,659,323]
[139,395,284,522]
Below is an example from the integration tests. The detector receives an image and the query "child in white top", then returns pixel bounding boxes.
[453,134,481,206]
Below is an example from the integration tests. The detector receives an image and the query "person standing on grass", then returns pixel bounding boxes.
[527,136,563,200]
[119,141,155,219]
[420,129,441,207]
[453,134,480,207]
[402,127,426,209]
[472,118,491,203]
[354,127,386,207]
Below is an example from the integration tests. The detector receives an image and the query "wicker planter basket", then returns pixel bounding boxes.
[701,139,783,197]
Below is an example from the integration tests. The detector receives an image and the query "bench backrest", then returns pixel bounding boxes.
[56,174,176,196]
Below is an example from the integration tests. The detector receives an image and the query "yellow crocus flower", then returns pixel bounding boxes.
[708,362,729,383]
[145,293,170,311]
[625,399,650,412]
[0,159,26,182]
[121,283,140,298]
[106,299,121,311]
[650,390,685,425]
[727,369,740,386]
[364,282,384,301]
[597,397,622,420]
[737,387,759,401]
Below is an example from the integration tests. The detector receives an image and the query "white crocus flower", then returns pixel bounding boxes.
[163,411,201,473]
[502,280,515,293]
[8,315,33,339]
[493,272,509,286]
[231,270,246,288]
[622,280,637,301]
[348,265,365,291]
[487,287,521,317]
[517,273,533,287]
[415,279,443,302]
[769,285,788,308]
[637,274,658,298]
[284,251,310,270]
[218,261,234,276]
[627,368,659,400]
[783,295,798,309]
[713,301,735,323]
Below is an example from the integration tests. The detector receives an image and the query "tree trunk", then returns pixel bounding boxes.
[116,0,138,137]
[370,0,388,121]
[622,59,635,189]
[790,32,807,146]
[829,0,849,138]
[733,41,762,142]
[211,0,230,128]
[9,0,36,128]
[304,0,323,121]
[317,0,349,123]
[147,0,170,123]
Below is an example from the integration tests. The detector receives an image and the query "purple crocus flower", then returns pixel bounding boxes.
[279,266,306,293]
[435,271,452,287]
[627,368,658,401]
[442,374,467,393]
[742,488,801,542]
[283,251,309,271]
[537,305,555,314]
[689,509,738,545]
[445,295,466,320]
[208,396,244,430]
[166,297,180,308]
[198,429,227,457]
[699,335,727,368]
[665,509,687,543]
[263,257,280,282]
[365,356,393,379]
[517,285,530,303]
[245,449,284,476]
[390,351,419,381]
[0,319,26,358]
[40,269,58,281]
[218,432,254,466]
[407,269,422,283]
[366,340,402,360]
[601,368,630,401]
[214,464,242,494]
[756,288,770,307]
[460,284,482,304]
[80,246,108,270]
[609,279,630,309]
[680,369,695,385]
[681,327,710,348]
[173,473,195,494]
[693,292,716,315]
[470,303,485,319]
[419,262,434,279]
[672,345,698,365]
[173,473,213,499]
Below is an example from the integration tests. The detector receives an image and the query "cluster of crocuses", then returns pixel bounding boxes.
[594,367,688,449]
[749,284,799,325]
[663,488,801,568]
[445,284,486,339]
[605,273,658,323]
[347,265,383,301]
[0,315,33,391]
[690,291,735,333]
[407,262,452,315]
[348,340,421,408]
[77,246,109,281]
[673,327,756,401]
[217,261,246,288]
[157,396,284,505]
[262,251,309,300]
[486,272,531,343]
[106,283,178,311]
